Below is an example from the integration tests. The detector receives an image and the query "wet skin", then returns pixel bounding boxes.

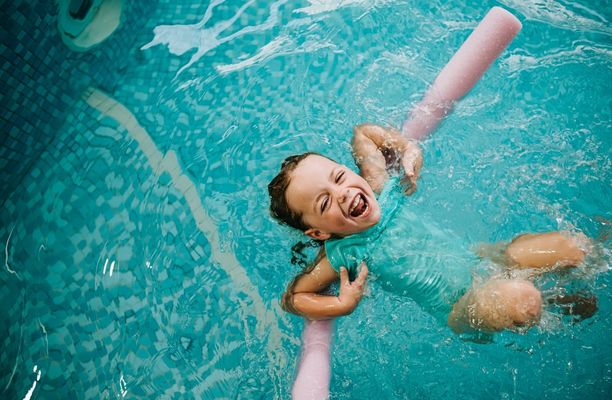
[284,155,381,240]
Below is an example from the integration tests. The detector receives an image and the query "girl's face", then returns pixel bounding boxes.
[285,155,381,240]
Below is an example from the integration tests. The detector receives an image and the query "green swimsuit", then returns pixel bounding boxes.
[325,177,476,319]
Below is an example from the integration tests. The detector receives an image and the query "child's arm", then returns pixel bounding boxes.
[281,256,369,319]
[352,123,423,194]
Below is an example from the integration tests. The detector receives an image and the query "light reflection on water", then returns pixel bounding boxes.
[0,0,610,398]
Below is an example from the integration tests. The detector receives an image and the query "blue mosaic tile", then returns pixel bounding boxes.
[15,1,610,399]
[0,0,161,205]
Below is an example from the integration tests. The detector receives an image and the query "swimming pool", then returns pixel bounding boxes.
[0,0,610,398]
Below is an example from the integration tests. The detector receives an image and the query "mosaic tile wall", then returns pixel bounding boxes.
[0,2,292,397]
[0,0,159,205]
[0,97,266,398]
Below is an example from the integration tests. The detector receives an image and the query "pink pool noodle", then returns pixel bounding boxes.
[292,7,521,399]
[291,319,333,400]
[402,7,522,140]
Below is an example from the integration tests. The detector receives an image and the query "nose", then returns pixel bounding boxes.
[335,187,350,204]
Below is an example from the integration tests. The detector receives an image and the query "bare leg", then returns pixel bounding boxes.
[448,279,542,333]
[451,232,593,333]
[504,231,587,270]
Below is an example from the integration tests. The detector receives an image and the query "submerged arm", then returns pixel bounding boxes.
[281,254,368,320]
[352,123,423,194]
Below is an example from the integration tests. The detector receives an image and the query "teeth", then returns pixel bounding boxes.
[349,194,369,218]
[350,195,360,213]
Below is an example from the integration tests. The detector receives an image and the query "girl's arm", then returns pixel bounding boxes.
[352,123,423,194]
[281,255,369,319]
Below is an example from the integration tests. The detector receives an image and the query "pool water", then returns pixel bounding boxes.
[1,0,610,398]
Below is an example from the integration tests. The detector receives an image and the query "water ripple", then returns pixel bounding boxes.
[142,0,289,77]
[504,40,612,73]
[501,0,611,36]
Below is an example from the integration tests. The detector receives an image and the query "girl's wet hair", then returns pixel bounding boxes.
[268,152,322,231]
[291,239,322,268]
[269,153,332,312]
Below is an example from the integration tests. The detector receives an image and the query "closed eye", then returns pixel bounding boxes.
[335,171,345,183]
[320,196,329,213]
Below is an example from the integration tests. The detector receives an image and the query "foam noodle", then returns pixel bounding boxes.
[292,7,521,399]
[292,319,333,400]
[402,7,522,140]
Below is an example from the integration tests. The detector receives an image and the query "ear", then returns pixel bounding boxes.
[305,228,331,241]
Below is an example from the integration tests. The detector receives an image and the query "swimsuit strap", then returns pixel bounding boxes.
[373,175,404,231]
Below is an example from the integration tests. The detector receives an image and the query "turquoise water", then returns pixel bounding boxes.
[1,0,611,398]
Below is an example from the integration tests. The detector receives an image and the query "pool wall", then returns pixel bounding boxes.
[0,0,158,204]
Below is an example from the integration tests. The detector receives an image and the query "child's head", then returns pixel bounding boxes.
[268,153,381,240]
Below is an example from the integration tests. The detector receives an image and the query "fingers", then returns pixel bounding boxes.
[400,174,412,186]
[403,160,418,178]
[401,176,417,195]
[340,265,369,286]
[338,264,368,312]
[401,159,416,175]
[339,267,349,285]
[401,144,423,190]
[280,292,295,314]
[355,262,369,285]
[404,182,417,195]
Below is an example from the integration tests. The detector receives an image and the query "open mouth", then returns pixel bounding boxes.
[349,193,369,218]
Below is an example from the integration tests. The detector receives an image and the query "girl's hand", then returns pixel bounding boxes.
[338,263,369,315]
[401,142,423,195]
